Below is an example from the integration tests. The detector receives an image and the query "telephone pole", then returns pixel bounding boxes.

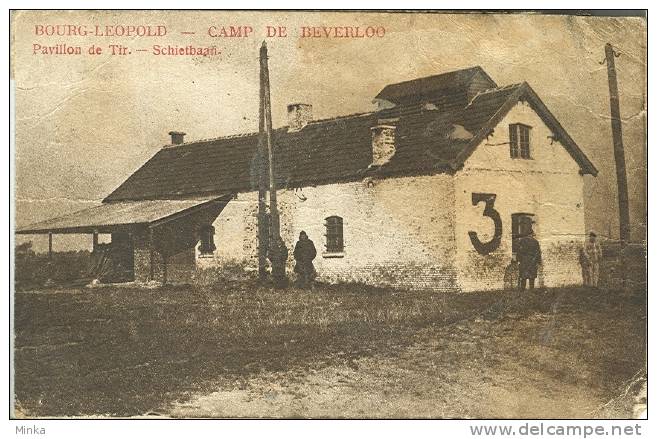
[604,42,630,287]
[604,43,631,246]
[641,92,647,244]
[259,42,287,286]
[260,43,280,244]
[257,43,269,281]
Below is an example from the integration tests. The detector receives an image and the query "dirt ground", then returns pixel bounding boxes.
[13,281,646,419]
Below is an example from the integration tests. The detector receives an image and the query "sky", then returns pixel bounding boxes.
[11,11,646,252]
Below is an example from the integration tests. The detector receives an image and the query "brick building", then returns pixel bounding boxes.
[17,67,597,291]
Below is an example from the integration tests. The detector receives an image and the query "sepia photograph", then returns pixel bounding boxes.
[9,9,647,423]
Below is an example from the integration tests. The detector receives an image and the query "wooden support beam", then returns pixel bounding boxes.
[48,232,53,260]
[149,228,154,282]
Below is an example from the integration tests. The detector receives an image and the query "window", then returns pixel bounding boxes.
[198,225,216,255]
[325,216,344,253]
[511,213,535,254]
[509,124,531,159]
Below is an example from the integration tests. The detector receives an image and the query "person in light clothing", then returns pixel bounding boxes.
[583,231,602,287]
[579,247,591,286]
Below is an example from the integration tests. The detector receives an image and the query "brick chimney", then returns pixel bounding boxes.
[168,131,186,145]
[287,103,312,132]
[371,118,398,166]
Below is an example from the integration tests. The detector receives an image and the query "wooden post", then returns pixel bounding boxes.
[162,255,168,285]
[642,93,647,243]
[261,42,280,241]
[604,43,630,289]
[260,42,287,286]
[48,232,53,260]
[45,232,54,287]
[257,44,269,281]
[148,228,154,282]
[605,43,631,245]
[92,231,99,252]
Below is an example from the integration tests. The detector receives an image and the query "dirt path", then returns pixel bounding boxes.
[168,309,635,419]
[167,343,604,419]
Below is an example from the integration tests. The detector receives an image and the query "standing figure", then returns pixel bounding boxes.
[503,256,519,291]
[579,247,591,286]
[293,231,317,288]
[583,231,602,287]
[267,236,289,288]
[516,230,542,290]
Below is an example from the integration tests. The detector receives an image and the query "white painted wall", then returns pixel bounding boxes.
[200,175,458,290]
[453,101,586,290]
[196,192,259,270]
[277,175,457,289]
[196,101,587,292]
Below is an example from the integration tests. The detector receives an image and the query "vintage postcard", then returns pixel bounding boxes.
[10,10,647,421]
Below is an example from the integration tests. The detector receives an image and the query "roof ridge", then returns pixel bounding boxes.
[162,111,376,149]
[381,66,482,89]
[304,111,374,126]
[475,82,524,95]
[162,130,260,149]
[464,82,525,109]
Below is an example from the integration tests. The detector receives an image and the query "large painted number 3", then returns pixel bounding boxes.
[468,193,502,255]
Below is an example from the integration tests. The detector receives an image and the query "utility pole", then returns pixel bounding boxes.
[604,42,630,288]
[259,42,287,287]
[257,44,269,281]
[641,92,647,245]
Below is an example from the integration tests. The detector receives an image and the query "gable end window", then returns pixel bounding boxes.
[509,123,532,159]
[324,216,344,253]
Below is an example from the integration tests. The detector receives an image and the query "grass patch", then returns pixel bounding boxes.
[14,279,646,418]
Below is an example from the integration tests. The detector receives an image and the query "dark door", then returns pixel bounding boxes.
[109,232,135,282]
[511,213,535,255]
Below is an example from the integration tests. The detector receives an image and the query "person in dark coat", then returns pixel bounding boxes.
[516,229,542,290]
[267,236,289,288]
[293,231,317,288]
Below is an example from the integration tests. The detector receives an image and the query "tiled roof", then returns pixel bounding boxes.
[105,113,379,201]
[104,71,597,202]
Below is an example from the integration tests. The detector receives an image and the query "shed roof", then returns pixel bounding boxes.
[16,197,226,234]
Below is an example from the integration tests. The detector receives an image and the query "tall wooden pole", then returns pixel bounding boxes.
[48,232,53,260]
[257,44,269,280]
[149,228,154,282]
[604,43,630,290]
[46,231,54,286]
[259,42,286,285]
[605,43,631,247]
[260,42,281,243]
[642,93,647,244]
